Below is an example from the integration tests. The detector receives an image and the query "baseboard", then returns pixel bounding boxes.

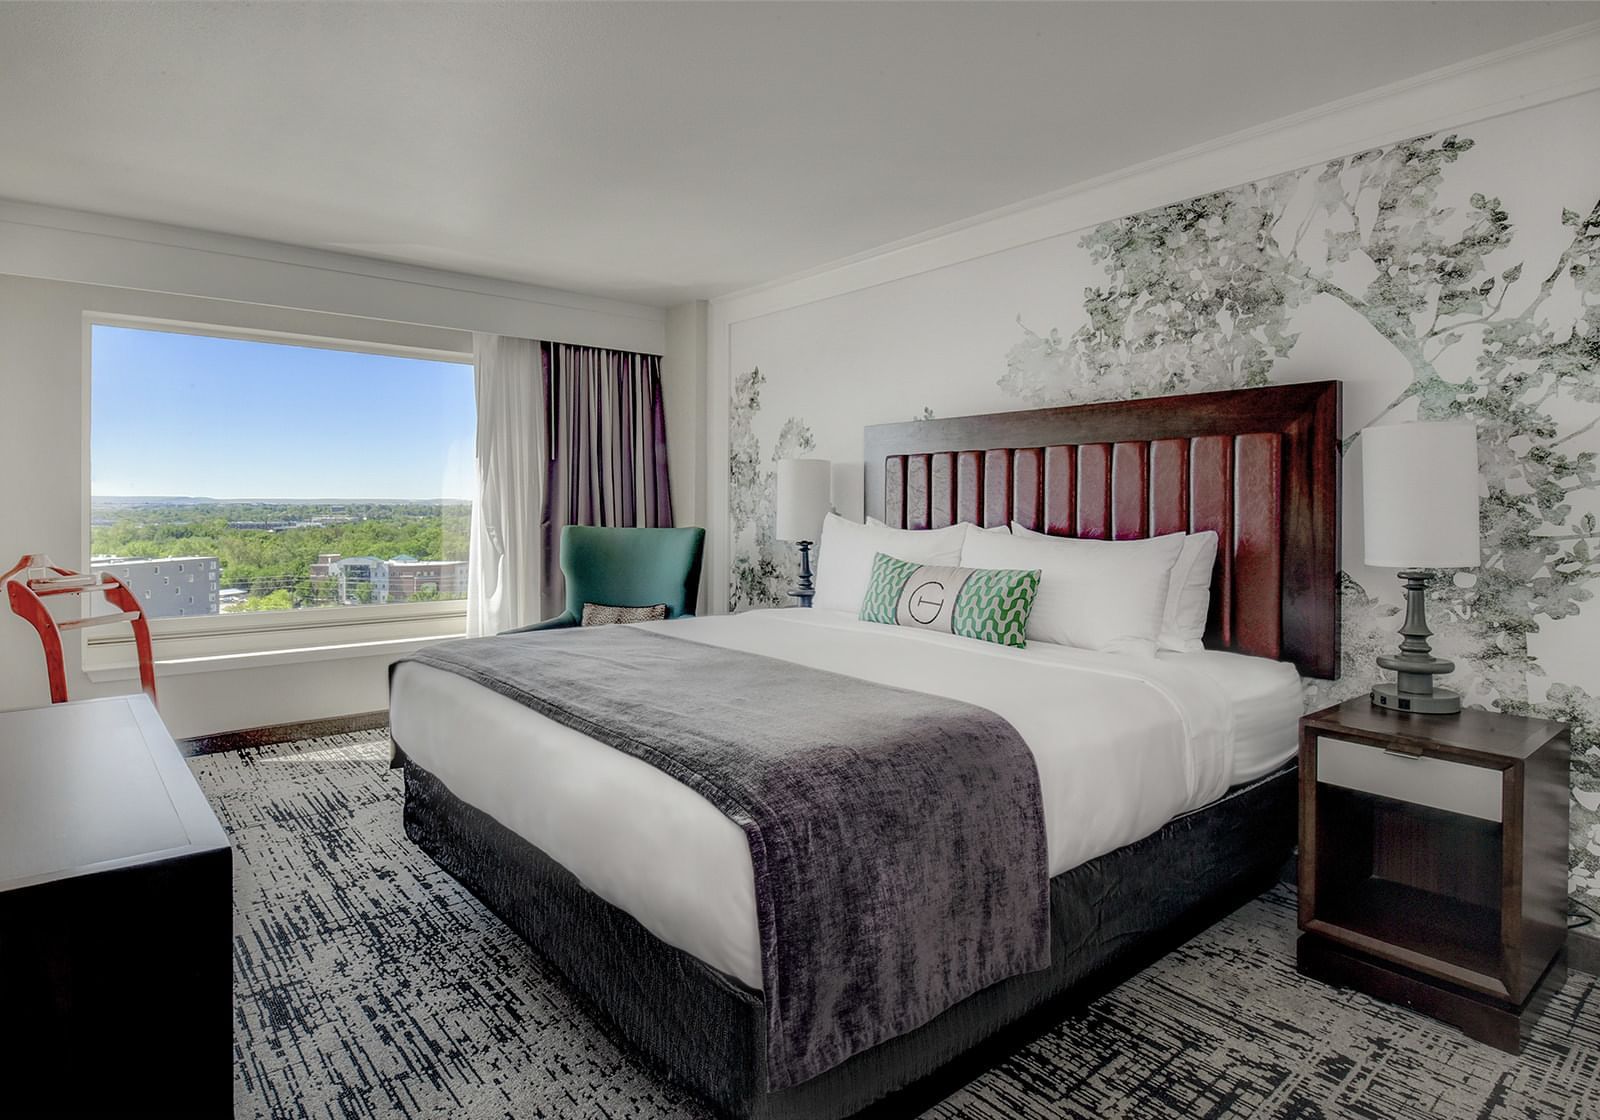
[177,710,389,756]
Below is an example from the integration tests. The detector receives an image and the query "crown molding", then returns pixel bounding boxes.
[710,20,1600,326]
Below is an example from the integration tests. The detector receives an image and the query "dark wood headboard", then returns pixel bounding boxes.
[863,381,1340,678]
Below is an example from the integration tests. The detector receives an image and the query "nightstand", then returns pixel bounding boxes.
[1297,699,1570,1053]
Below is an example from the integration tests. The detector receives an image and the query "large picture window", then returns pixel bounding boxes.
[89,321,474,623]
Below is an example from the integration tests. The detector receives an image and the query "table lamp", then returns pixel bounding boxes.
[1361,420,1480,714]
[775,458,831,608]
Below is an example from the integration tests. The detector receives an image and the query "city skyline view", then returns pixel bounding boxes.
[91,324,476,501]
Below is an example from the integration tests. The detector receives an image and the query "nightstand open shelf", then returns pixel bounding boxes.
[1297,700,1569,1052]
[1308,782,1506,994]
[1314,869,1503,988]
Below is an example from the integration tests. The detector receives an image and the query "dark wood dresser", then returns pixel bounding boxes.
[1297,698,1569,1052]
[0,695,232,1116]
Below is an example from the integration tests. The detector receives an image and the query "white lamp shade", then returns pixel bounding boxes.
[775,459,831,543]
[1361,421,1480,569]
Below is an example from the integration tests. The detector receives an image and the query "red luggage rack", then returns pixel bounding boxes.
[2,554,157,706]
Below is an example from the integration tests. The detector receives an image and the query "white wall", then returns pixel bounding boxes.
[663,301,709,528]
[0,215,666,738]
[663,300,712,613]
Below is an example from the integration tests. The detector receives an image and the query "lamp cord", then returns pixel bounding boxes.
[1569,896,1599,931]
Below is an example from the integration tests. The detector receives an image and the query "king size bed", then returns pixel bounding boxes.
[388,380,1341,1119]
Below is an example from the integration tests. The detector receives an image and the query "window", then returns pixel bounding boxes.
[90,322,474,625]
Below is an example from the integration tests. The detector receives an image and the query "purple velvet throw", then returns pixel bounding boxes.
[401,626,1050,1089]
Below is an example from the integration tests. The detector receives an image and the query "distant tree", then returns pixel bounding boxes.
[242,589,293,613]
[89,500,475,614]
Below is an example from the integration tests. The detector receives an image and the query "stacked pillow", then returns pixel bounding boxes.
[962,528,1182,657]
[1007,523,1218,653]
[817,512,1219,658]
[812,514,968,612]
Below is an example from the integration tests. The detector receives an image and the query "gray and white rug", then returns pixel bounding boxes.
[199,731,1600,1119]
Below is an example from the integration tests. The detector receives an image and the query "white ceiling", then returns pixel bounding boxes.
[1,2,1595,307]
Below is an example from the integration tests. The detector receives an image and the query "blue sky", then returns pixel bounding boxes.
[91,325,475,500]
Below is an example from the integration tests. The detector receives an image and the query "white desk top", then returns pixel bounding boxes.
[0,695,229,890]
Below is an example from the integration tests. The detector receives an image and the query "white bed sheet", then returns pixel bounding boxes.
[391,609,1290,989]
[1155,648,1304,782]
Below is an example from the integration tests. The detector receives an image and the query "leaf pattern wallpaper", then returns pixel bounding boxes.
[724,93,1600,919]
[729,366,815,611]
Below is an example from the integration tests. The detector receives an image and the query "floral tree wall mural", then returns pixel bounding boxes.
[729,366,815,610]
[728,107,1600,914]
[996,131,1600,906]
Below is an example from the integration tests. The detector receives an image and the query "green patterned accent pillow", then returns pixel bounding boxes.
[857,552,1041,648]
[858,553,923,624]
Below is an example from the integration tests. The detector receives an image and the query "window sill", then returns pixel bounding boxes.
[83,613,467,680]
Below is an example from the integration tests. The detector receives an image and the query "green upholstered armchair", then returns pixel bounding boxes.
[504,525,706,634]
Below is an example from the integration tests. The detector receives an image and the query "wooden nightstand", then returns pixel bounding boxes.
[1297,698,1570,1053]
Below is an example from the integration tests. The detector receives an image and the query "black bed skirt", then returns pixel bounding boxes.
[402,760,1297,1120]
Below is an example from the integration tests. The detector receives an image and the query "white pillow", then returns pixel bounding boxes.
[813,514,968,613]
[963,529,1184,656]
[870,516,1010,537]
[1159,531,1218,652]
[1011,523,1216,653]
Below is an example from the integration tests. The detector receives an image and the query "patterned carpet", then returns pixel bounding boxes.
[199,731,1600,1120]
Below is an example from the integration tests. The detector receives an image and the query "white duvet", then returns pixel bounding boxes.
[390,609,1288,989]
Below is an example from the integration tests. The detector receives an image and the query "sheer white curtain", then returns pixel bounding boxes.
[466,334,544,637]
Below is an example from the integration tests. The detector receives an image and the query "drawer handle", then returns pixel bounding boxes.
[1384,743,1425,759]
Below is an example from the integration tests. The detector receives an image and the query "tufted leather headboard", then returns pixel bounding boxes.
[863,381,1340,678]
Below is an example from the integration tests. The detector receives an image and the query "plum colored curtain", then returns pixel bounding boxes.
[541,341,674,616]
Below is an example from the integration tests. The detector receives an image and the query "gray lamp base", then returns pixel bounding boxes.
[1370,681,1463,715]
[788,540,816,609]
[1371,568,1462,716]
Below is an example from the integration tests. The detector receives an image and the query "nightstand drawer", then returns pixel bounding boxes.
[1316,736,1501,822]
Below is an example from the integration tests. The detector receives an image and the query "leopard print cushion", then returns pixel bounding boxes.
[581,602,669,626]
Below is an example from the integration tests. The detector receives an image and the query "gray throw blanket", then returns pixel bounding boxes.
[400,626,1050,1088]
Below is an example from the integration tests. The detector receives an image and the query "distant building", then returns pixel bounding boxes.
[91,555,221,619]
[386,559,468,602]
[331,556,389,604]
[229,516,354,532]
[315,554,466,604]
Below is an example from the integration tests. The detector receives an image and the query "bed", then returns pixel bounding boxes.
[390,380,1341,1119]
